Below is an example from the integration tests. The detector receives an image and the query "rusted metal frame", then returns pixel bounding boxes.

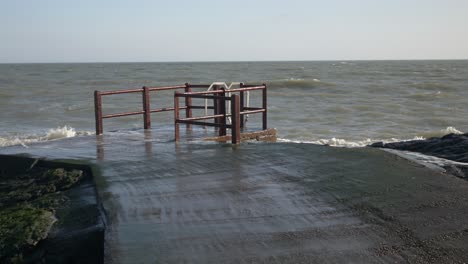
[186,84,210,88]
[99,84,203,95]
[238,84,263,88]
[240,109,265,115]
[184,83,193,130]
[148,85,186,91]
[179,114,225,121]
[243,107,263,111]
[228,86,265,92]
[102,111,145,119]
[218,88,227,137]
[183,86,264,96]
[174,91,180,142]
[171,109,261,122]
[231,94,241,144]
[190,105,214,110]
[213,85,219,131]
[262,83,267,130]
[100,88,143,96]
[142,86,151,129]
[175,94,228,100]
[150,106,187,113]
[94,91,103,135]
[177,120,230,128]
[239,83,245,128]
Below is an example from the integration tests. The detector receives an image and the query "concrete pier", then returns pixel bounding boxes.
[2,130,468,263]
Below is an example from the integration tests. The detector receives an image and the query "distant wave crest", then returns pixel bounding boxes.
[265,78,336,89]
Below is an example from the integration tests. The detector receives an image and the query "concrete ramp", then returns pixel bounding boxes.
[2,132,468,263]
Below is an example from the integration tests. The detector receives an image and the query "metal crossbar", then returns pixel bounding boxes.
[93,82,267,144]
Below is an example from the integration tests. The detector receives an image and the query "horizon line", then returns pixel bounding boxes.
[1,58,468,64]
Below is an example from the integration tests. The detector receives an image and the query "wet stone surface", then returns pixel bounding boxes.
[1,131,468,263]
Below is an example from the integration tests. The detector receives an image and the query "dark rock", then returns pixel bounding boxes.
[369,133,468,179]
[370,142,384,148]
[0,205,56,263]
[0,154,104,264]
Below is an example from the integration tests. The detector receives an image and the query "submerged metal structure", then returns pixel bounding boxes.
[93,82,268,144]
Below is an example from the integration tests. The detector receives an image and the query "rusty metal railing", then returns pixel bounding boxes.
[94,83,267,143]
[94,83,210,135]
[174,84,267,144]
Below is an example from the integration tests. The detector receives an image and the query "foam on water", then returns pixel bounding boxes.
[0,125,93,147]
[278,137,422,148]
[278,126,463,148]
[417,126,463,139]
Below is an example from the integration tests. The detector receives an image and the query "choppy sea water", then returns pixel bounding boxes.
[0,60,467,148]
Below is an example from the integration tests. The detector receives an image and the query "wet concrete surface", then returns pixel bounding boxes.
[2,130,468,263]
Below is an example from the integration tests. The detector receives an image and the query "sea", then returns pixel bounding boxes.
[1,60,467,148]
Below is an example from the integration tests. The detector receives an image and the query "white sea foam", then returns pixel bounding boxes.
[0,126,93,148]
[278,137,424,148]
[278,126,463,148]
[417,126,463,139]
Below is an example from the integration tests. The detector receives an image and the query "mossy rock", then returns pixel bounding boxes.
[0,168,83,208]
[0,205,57,263]
[41,168,83,190]
[0,156,102,263]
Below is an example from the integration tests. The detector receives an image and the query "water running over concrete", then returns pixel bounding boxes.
[1,130,468,263]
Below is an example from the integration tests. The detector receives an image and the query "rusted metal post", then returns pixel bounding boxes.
[174,91,180,142]
[184,83,192,130]
[213,85,220,127]
[219,88,227,137]
[239,83,245,128]
[142,86,151,129]
[94,90,103,135]
[262,83,267,130]
[231,94,240,144]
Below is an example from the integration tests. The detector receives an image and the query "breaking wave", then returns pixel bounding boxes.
[278,127,464,148]
[0,126,93,148]
[278,137,425,148]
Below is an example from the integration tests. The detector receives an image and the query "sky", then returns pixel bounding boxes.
[1,0,467,63]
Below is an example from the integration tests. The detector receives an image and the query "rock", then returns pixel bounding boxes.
[0,205,56,263]
[370,133,468,178]
[0,167,84,208]
[0,155,104,264]
[42,168,83,190]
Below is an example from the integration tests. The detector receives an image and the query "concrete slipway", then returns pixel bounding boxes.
[1,130,468,263]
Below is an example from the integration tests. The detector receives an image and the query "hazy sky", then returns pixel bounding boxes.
[1,0,467,63]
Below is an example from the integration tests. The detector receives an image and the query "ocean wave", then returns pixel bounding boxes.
[408,82,454,91]
[265,78,336,89]
[405,91,444,100]
[416,126,462,139]
[277,137,425,148]
[0,126,93,148]
[278,127,463,148]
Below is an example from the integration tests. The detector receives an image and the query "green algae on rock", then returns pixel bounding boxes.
[0,205,56,263]
[0,157,88,263]
[42,168,83,190]
[0,168,84,208]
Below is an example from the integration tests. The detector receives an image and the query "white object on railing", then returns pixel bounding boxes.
[204,82,228,117]
[204,82,249,125]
